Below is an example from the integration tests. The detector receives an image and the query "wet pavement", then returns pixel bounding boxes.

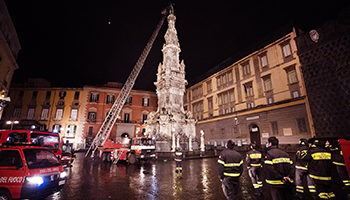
[46,152,350,200]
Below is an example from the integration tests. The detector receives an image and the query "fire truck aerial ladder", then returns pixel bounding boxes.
[85,5,172,158]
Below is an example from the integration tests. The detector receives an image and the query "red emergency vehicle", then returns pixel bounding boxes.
[0,144,66,200]
[0,130,62,161]
[100,137,156,164]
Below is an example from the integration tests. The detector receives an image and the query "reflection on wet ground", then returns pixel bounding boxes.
[46,152,349,200]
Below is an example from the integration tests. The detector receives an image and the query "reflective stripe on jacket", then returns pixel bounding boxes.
[218,148,243,179]
[303,146,332,181]
[246,149,262,168]
[264,146,295,186]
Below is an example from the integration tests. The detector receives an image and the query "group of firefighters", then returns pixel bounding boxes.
[173,136,349,199]
[216,136,350,200]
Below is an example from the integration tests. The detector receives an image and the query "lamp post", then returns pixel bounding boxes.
[6,120,19,130]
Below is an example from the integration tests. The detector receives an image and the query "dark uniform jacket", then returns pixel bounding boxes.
[246,148,262,168]
[295,145,309,170]
[330,145,345,166]
[303,145,332,181]
[218,148,243,180]
[264,146,295,187]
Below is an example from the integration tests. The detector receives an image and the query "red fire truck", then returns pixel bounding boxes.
[0,130,63,161]
[0,144,66,200]
[99,137,156,164]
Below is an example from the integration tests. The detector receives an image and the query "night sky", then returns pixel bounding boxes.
[4,0,350,91]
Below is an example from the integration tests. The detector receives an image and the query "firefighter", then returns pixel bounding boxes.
[246,142,263,197]
[218,140,243,200]
[174,147,183,177]
[303,138,335,199]
[330,140,350,192]
[264,136,295,200]
[295,138,317,200]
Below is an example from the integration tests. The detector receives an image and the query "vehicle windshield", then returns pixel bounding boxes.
[31,133,61,151]
[24,149,61,169]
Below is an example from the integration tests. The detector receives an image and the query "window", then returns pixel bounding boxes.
[46,91,51,99]
[13,108,21,119]
[271,121,278,135]
[208,98,213,109]
[125,96,132,105]
[142,98,149,106]
[107,94,115,104]
[88,126,93,136]
[297,118,307,133]
[27,108,35,119]
[192,86,203,100]
[55,109,63,120]
[88,112,96,122]
[247,102,254,109]
[32,91,38,99]
[52,124,61,133]
[244,83,254,97]
[124,113,130,123]
[0,150,22,167]
[218,89,235,105]
[142,114,148,124]
[90,93,99,103]
[74,92,80,100]
[264,78,272,91]
[267,97,274,104]
[59,91,66,100]
[242,62,251,76]
[207,81,212,93]
[288,70,298,84]
[41,108,49,120]
[282,44,292,57]
[292,91,299,98]
[70,109,78,121]
[66,125,77,138]
[261,55,268,67]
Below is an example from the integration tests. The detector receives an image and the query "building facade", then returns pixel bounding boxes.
[81,82,158,149]
[2,78,84,148]
[2,79,158,149]
[0,0,21,118]
[184,27,313,148]
[295,11,350,139]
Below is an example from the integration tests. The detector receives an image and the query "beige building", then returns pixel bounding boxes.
[0,0,21,118]
[3,78,84,148]
[184,27,313,148]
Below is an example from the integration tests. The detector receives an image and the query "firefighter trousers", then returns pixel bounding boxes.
[248,166,263,196]
[313,179,335,199]
[269,185,294,200]
[221,177,241,200]
[295,168,317,199]
[335,165,350,189]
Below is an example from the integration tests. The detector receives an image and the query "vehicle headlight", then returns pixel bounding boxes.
[140,155,144,158]
[27,176,44,186]
[60,171,67,178]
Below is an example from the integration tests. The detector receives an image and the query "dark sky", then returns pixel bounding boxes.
[5,0,350,91]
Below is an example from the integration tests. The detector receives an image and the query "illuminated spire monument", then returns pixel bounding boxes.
[146,7,197,152]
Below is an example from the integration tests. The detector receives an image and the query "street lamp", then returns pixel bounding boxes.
[6,120,19,130]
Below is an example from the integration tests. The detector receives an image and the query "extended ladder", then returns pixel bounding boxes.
[112,150,123,164]
[85,7,169,158]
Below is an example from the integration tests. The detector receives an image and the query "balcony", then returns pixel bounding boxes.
[116,120,137,124]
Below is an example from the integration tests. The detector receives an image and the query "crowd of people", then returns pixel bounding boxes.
[217,137,350,200]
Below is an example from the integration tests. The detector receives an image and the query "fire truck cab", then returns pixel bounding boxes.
[0,144,66,200]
